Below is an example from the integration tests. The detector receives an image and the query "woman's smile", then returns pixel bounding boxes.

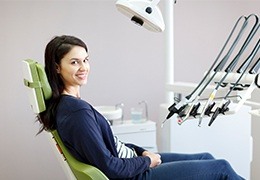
[76,73,88,80]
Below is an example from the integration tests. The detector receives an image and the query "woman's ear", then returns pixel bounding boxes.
[56,63,61,73]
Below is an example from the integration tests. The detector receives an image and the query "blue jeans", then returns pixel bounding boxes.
[141,152,244,180]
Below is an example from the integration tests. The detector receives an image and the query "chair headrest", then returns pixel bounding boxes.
[22,59,52,113]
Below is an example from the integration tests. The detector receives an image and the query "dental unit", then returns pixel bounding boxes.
[198,17,259,126]
[164,14,260,127]
[163,15,251,124]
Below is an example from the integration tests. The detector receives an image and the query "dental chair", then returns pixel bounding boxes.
[22,59,108,180]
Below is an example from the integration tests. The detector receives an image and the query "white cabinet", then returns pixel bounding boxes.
[111,120,157,152]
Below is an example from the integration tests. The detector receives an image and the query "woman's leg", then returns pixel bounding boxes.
[160,152,215,163]
[142,153,244,180]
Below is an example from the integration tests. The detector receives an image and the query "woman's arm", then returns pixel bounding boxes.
[125,143,162,168]
[58,108,150,179]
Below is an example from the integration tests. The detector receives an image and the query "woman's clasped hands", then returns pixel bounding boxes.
[142,151,162,168]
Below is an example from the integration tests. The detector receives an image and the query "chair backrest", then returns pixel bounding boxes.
[22,59,108,180]
[51,130,108,180]
[22,59,52,113]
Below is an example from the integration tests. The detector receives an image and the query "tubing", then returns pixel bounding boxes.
[164,14,260,127]
[164,15,248,124]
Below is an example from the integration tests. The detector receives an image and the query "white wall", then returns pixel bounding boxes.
[0,0,259,179]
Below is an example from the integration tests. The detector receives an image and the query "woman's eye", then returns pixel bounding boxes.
[71,61,78,65]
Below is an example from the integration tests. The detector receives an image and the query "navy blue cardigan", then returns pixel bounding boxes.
[55,95,150,179]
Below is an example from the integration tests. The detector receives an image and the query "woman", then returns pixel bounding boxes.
[38,35,244,180]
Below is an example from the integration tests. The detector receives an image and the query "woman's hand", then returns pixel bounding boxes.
[142,151,162,168]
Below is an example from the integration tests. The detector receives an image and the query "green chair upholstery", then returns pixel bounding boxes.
[51,130,108,180]
[22,59,108,180]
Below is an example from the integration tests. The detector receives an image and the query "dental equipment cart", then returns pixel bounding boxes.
[159,82,253,180]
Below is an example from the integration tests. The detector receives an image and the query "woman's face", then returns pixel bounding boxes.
[57,46,89,91]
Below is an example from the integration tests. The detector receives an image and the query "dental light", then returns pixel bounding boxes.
[115,0,165,32]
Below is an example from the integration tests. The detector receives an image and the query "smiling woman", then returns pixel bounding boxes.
[38,35,89,133]
[35,35,245,180]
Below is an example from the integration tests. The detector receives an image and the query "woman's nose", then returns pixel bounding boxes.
[79,61,89,71]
